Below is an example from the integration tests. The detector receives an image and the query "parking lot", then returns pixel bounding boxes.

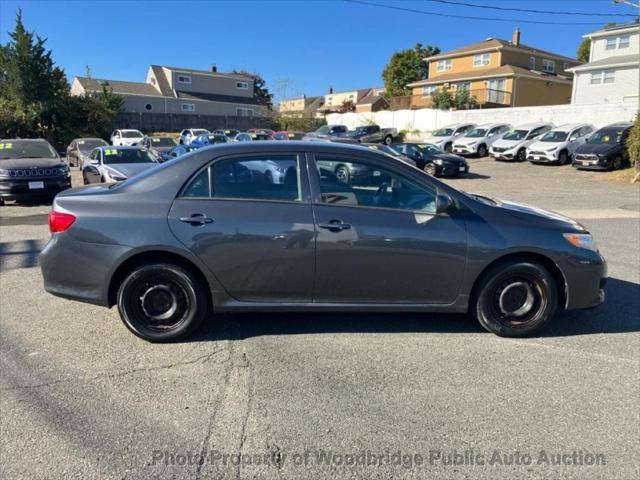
[1,157,639,479]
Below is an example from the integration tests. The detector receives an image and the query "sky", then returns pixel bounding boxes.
[0,0,637,101]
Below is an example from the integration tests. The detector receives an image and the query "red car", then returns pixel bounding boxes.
[273,131,305,140]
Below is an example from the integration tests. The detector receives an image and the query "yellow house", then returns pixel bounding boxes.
[407,29,581,109]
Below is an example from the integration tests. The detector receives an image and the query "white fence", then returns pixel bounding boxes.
[326,101,638,134]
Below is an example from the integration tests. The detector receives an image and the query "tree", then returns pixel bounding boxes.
[337,99,355,113]
[382,43,440,97]
[430,88,453,110]
[453,87,477,110]
[232,70,273,110]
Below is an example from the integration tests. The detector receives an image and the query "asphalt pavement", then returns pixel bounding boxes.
[1,158,639,480]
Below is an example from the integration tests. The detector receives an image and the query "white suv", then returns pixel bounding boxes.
[452,123,511,157]
[179,129,210,145]
[527,124,596,165]
[110,129,144,146]
[489,122,554,162]
[427,123,475,152]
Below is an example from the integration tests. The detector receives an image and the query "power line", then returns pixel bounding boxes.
[421,0,638,17]
[344,0,618,25]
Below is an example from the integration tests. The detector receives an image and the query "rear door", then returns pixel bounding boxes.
[308,152,467,304]
[168,152,316,303]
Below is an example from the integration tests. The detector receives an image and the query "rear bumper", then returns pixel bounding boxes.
[0,177,71,201]
[437,163,469,177]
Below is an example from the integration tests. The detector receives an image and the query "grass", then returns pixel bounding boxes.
[589,166,639,184]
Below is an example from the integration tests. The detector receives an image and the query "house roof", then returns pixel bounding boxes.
[149,66,172,96]
[427,38,579,63]
[585,20,639,38]
[407,65,571,87]
[176,91,261,105]
[567,54,640,72]
[357,93,388,106]
[75,77,164,97]
[158,65,253,80]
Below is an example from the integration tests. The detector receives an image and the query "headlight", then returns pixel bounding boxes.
[0,168,10,178]
[563,233,597,252]
[433,159,444,165]
[59,165,70,175]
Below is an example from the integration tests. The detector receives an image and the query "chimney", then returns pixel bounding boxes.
[211,64,217,73]
[328,87,333,94]
[512,27,520,46]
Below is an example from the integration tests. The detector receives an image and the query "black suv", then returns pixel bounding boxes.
[572,123,632,171]
[0,139,71,205]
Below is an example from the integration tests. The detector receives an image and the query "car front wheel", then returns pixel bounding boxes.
[473,261,558,337]
[117,262,207,342]
[477,144,487,157]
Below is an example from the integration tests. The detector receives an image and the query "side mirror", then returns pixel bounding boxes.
[435,193,454,214]
[89,159,99,165]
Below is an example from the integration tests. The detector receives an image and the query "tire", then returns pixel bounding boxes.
[477,144,487,157]
[612,156,623,170]
[335,166,350,184]
[424,163,437,176]
[82,173,88,185]
[117,263,207,342]
[383,135,393,145]
[558,150,569,165]
[473,261,558,337]
[516,148,526,162]
[444,142,452,153]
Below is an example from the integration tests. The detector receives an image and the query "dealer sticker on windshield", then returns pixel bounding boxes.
[0,143,13,149]
[104,149,119,155]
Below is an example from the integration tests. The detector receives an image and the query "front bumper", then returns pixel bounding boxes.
[572,157,611,170]
[490,151,515,161]
[452,144,476,155]
[561,251,607,310]
[527,151,559,163]
[0,176,71,201]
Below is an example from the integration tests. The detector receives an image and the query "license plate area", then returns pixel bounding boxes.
[28,181,44,190]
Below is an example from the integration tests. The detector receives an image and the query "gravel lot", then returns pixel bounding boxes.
[1,158,639,480]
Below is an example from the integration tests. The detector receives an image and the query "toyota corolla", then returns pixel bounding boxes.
[40,142,606,342]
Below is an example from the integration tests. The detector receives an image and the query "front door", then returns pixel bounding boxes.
[310,154,467,304]
[168,153,316,303]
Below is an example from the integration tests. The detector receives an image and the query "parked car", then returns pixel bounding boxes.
[426,124,475,152]
[190,133,229,149]
[304,124,348,140]
[81,146,158,184]
[179,129,210,145]
[273,131,305,140]
[250,132,274,141]
[111,129,144,147]
[0,139,71,205]
[489,123,554,161]
[452,123,511,157]
[247,128,275,136]
[40,141,607,342]
[66,137,108,168]
[234,133,253,142]
[527,124,596,165]
[361,143,416,167]
[572,123,633,171]
[167,145,196,160]
[344,125,398,145]
[212,129,240,138]
[141,136,177,162]
[391,143,469,177]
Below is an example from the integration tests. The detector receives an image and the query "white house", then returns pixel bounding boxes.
[568,22,639,106]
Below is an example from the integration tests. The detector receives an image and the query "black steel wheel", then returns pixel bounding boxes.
[473,261,558,337]
[558,150,569,165]
[117,263,207,342]
[613,156,623,170]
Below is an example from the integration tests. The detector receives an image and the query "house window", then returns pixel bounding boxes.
[473,54,490,67]
[590,70,616,85]
[541,59,555,73]
[606,35,630,50]
[436,59,452,72]
[181,103,196,112]
[529,56,535,69]
[237,108,254,117]
[145,103,152,111]
[454,82,470,91]
[421,86,437,96]
[562,62,569,70]
[177,74,192,84]
[236,81,249,90]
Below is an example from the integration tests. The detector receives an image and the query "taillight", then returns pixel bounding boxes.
[48,210,76,233]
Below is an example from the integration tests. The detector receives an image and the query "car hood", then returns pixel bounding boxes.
[528,141,560,152]
[151,146,174,154]
[486,197,585,232]
[103,162,156,178]
[492,139,523,150]
[574,143,621,156]
[0,157,64,169]
[433,153,466,164]
[456,137,481,145]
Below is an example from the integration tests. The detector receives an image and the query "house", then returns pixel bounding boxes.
[71,65,267,117]
[406,28,581,109]
[567,22,639,105]
[317,87,377,113]
[277,95,324,118]
[355,88,389,113]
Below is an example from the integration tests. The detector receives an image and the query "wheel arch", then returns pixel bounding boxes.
[469,251,568,310]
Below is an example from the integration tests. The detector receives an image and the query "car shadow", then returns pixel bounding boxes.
[189,277,640,342]
[460,172,490,179]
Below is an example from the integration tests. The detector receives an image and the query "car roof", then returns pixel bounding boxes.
[511,122,553,130]
[441,123,475,128]
[96,145,143,150]
[117,129,142,133]
[73,137,105,141]
[598,123,632,130]
[552,123,593,131]
[474,123,509,128]
[1,138,50,143]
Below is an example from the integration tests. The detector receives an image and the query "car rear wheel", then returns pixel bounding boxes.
[383,135,393,145]
[117,263,207,342]
[424,163,437,176]
[558,150,569,165]
[517,148,526,162]
[444,142,452,153]
[477,144,487,157]
[82,172,89,185]
[613,156,623,170]
[473,261,558,337]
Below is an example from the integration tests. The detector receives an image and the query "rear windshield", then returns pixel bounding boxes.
[121,131,143,138]
[78,139,107,151]
[102,148,156,164]
[192,129,208,136]
[466,128,487,138]
[0,141,58,160]
[208,135,228,143]
[151,137,176,147]
[539,131,568,142]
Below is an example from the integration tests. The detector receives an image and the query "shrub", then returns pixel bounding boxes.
[627,114,640,169]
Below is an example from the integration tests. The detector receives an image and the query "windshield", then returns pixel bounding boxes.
[192,129,208,136]
[150,137,176,147]
[502,129,527,141]
[378,145,400,156]
[0,140,58,160]
[588,129,623,144]
[351,127,368,135]
[433,128,454,137]
[121,130,143,138]
[540,130,568,142]
[103,149,156,164]
[208,135,228,143]
[78,139,107,151]
[315,126,330,135]
[418,144,443,155]
[466,128,487,138]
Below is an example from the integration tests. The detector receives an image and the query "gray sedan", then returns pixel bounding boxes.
[81,146,158,184]
[40,142,606,342]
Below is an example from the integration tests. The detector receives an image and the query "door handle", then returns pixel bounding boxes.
[179,213,213,226]
[318,219,351,232]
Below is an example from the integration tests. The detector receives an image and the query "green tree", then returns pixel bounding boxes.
[430,88,453,110]
[382,43,440,97]
[453,87,477,110]
[232,70,273,110]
